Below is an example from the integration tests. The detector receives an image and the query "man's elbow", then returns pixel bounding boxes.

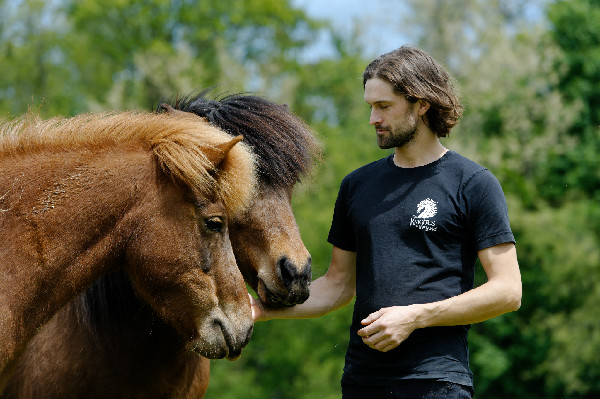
[336,285,355,308]
[508,295,521,312]
[505,282,522,312]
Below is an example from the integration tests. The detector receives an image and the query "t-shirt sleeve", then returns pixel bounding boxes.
[327,177,357,252]
[463,169,515,251]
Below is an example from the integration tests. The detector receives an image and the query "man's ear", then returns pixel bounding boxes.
[417,99,431,116]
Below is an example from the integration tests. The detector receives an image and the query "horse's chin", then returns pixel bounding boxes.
[264,296,294,309]
[226,352,242,361]
[187,339,229,360]
[185,314,252,360]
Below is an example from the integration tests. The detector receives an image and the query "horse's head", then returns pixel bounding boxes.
[124,112,257,359]
[163,92,320,308]
[229,185,312,308]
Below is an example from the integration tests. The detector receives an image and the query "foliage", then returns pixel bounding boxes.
[1,0,599,397]
[505,199,600,398]
[0,0,321,116]
[543,0,600,204]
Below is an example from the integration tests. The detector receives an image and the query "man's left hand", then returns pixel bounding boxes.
[357,305,419,352]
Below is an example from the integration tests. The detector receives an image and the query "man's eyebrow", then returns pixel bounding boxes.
[365,99,392,105]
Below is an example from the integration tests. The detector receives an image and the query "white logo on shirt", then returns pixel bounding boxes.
[410,198,438,231]
[415,198,437,218]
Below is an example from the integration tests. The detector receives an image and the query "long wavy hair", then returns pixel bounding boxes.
[362,45,463,137]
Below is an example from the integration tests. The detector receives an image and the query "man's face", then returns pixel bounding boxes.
[364,78,419,149]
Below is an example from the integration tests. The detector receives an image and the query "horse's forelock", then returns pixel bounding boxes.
[148,113,257,217]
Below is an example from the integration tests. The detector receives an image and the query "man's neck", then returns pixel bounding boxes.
[392,130,447,168]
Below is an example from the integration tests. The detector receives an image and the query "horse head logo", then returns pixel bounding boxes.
[415,198,437,219]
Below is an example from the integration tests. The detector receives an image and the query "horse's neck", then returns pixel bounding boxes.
[77,270,179,345]
[0,147,152,373]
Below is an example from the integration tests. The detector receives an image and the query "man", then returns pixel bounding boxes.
[250,45,522,399]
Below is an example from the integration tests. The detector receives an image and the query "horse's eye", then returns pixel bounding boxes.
[205,216,224,232]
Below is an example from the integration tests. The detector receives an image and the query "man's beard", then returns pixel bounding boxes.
[376,116,418,149]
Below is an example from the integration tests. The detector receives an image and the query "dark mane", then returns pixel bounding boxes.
[160,89,319,188]
[76,269,148,338]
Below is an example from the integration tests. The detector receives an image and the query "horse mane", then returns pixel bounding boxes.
[160,89,320,188]
[0,110,256,216]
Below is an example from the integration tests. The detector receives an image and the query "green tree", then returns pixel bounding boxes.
[0,0,322,116]
[542,0,600,204]
[0,0,79,116]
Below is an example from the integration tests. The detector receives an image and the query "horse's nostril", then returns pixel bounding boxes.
[303,257,312,282]
[277,257,312,289]
[277,257,296,288]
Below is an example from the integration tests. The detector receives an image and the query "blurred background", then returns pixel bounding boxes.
[1,0,598,397]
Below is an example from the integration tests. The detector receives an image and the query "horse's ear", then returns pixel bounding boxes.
[160,103,190,118]
[205,135,244,170]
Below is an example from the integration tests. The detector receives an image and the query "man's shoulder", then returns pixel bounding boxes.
[443,152,509,204]
[344,155,391,181]
[445,151,486,173]
[443,151,496,184]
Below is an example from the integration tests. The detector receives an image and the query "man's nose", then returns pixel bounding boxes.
[369,109,382,125]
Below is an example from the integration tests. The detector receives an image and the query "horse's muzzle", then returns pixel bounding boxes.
[260,257,311,308]
[187,317,253,360]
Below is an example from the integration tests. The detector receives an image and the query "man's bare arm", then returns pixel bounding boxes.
[251,246,357,321]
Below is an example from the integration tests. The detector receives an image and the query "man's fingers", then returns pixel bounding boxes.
[360,327,404,353]
[361,309,382,326]
[357,327,369,337]
[379,345,395,353]
[362,335,400,353]
[248,293,263,322]
[361,329,384,344]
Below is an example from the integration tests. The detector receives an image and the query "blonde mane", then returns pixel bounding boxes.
[0,111,256,216]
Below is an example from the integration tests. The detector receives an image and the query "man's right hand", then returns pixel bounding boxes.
[248,293,267,322]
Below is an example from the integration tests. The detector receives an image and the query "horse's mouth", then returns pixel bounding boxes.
[256,278,309,308]
[188,338,242,360]
[225,349,242,361]
[222,321,253,361]
[187,319,253,360]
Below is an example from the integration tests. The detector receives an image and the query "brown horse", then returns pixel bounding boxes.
[0,109,257,393]
[2,92,319,398]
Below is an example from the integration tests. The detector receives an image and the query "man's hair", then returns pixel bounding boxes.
[362,45,463,137]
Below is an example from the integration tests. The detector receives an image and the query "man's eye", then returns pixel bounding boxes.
[205,216,224,232]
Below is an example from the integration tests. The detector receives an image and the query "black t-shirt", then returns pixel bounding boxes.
[327,151,515,387]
